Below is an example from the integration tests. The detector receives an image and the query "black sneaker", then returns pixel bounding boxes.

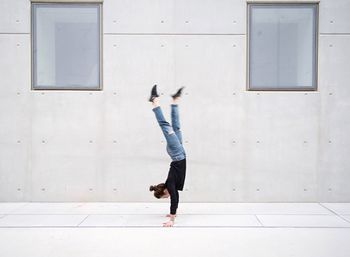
[171,87,185,99]
[149,84,160,102]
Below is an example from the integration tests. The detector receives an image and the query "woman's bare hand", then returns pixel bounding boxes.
[163,220,174,227]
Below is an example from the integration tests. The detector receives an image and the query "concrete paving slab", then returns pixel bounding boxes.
[257,214,350,227]
[79,214,127,227]
[10,202,169,214]
[2,203,350,228]
[321,203,350,215]
[122,214,168,227]
[0,214,87,227]
[73,202,169,214]
[70,202,335,215]
[175,214,261,227]
[8,202,88,214]
[6,202,334,215]
[0,227,349,257]
[0,203,28,214]
[80,214,261,227]
[180,203,333,215]
[340,215,350,223]
[80,214,159,227]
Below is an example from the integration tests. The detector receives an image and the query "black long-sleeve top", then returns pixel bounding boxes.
[165,158,186,215]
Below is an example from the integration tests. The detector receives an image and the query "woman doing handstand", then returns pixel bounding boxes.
[148,85,186,227]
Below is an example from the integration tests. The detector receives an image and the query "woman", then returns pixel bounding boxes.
[149,85,186,227]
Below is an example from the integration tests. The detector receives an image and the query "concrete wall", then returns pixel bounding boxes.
[0,0,350,202]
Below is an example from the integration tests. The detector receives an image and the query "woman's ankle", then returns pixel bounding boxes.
[152,97,160,107]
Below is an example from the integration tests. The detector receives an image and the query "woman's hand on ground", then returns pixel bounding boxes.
[163,220,174,227]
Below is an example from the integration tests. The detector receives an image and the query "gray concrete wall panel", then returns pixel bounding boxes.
[0,0,30,33]
[318,35,350,201]
[0,0,350,201]
[104,0,245,34]
[173,0,245,34]
[29,93,105,201]
[0,97,30,201]
[0,35,30,92]
[319,0,350,33]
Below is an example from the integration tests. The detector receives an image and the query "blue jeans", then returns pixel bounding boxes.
[153,105,186,161]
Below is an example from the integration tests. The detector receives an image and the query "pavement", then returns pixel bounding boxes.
[0,202,349,257]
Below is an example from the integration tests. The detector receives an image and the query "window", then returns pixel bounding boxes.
[31,3,102,90]
[247,3,318,90]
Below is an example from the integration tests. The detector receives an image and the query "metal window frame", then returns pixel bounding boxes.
[246,2,319,91]
[30,1,103,91]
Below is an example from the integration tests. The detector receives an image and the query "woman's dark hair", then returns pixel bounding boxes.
[149,183,166,199]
